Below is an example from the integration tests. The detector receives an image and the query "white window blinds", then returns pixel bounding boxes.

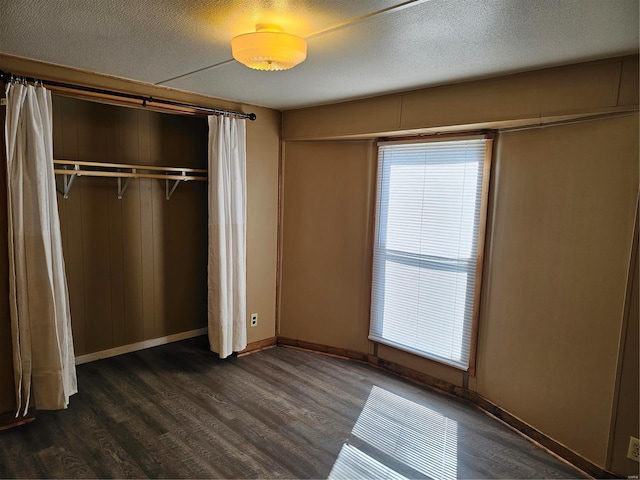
[369,138,489,371]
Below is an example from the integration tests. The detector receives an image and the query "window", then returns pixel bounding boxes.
[369,136,492,372]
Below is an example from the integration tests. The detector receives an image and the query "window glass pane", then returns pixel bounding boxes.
[385,163,424,253]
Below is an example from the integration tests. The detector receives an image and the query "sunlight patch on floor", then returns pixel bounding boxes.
[329,443,408,480]
[329,385,457,480]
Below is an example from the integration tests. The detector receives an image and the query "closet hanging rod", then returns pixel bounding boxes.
[53,169,207,182]
[53,160,207,181]
[0,69,256,121]
[53,159,206,174]
[53,160,206,200]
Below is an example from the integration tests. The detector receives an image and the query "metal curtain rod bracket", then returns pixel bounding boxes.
[0,69,256,121]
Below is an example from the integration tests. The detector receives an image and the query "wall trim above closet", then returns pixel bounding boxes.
[54,159,207,200]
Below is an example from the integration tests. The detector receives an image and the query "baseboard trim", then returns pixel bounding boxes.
[76,331,279,364]
[238,336,277,356]
[0,411,35,432]
[276,336,618,479]
[75,328,208,365]
[277,337,370,362]
[461,391,619,479]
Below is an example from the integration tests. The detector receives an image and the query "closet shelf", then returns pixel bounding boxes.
[53,159,207,200]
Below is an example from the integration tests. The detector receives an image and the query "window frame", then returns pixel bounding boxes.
[368,132,494,376]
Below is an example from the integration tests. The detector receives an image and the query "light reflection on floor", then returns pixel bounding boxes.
[329,385,458,480]
[329,444,409,479]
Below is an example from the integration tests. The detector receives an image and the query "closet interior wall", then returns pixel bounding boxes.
[53,95,208,356]
[0,84,14,414]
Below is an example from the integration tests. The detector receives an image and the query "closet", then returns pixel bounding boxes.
[52,95,209,357]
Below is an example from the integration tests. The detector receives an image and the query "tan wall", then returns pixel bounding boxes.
[283,55,638,140]
[279,141,376,352]
[0,56,280,414]
[245,108,280,344]
[609,212,639,477]
[279,57,639,474]
[279,140,469,386]
[476,114,639,466]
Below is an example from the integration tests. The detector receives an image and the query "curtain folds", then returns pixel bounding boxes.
[207,116,247,359]
[5,82,77,414]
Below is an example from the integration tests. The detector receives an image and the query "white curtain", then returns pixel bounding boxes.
[5,82,77,414]
[207,115,247,359]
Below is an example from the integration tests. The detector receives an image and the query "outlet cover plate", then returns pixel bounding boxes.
[628,436,640,462]
[250,313,258,327]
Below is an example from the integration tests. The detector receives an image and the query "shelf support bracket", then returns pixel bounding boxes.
[117,170,134,200]
[165,171,185,200]
[59,164,79,199]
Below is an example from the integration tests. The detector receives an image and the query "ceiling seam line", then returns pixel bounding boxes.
[155,59,235,86]
[303,0,431,40]
[155,0,430,86]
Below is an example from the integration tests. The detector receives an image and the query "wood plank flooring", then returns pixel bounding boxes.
[0,336,585,479]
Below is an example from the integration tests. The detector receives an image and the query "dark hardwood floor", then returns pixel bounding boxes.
[0,337,585,479]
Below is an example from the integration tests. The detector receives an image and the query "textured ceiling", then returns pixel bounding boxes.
[0,0,638,110]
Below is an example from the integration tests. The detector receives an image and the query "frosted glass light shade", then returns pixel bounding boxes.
[231,24,307,71]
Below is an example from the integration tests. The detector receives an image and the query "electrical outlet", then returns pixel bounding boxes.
[628,436,640,462]
[250,313,258,327]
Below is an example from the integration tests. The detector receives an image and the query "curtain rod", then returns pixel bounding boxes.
[0,69,256,121]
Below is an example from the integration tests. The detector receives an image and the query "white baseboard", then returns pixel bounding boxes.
[75,328,208,365]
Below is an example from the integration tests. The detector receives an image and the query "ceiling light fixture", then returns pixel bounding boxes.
[231,24,307,71]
